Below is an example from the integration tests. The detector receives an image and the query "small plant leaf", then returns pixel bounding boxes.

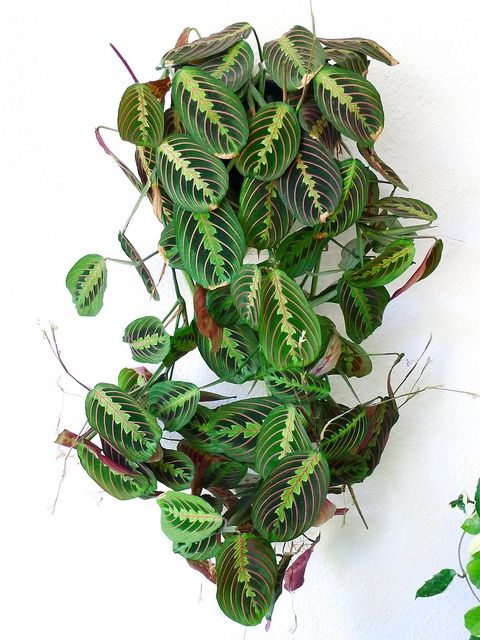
[236,102,301,181]
[415,569,457,598]
[158,490,223,544]
[264,369,330,404]
[392,240,443,299]
[172,66,249,159]
[321,405,369,462]
[345,239,416,288]
[297,100,341,151]
[338,277,390,343]
[118,232,160,300]
[117,83,164,147]
[195,40,254,92]
[230,264,262,328]
[467,556,480,589]
[277,131,343,226]
[216,534,277,626]
[263,25,326,91]
[313,65,384,146]
[465,606,480,636]
[373,197,438,222]
[324,158,370,237]
[173,533,222,561]
[275,227,327,278]
[149,449,195,490]
[148,380,200,431]
[463,515,480,535]
[358,145,408,191]
[157,134,229,212]
[319,37,399,66]
[66,254,107,317]
[123,316,171,364]
[161,22,253,66]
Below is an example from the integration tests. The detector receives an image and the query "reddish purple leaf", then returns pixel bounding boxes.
[392,239,443,299]
[284,547,315,592]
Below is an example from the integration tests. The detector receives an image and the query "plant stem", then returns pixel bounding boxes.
[106,250,157,267]
[249,83,267,108]
[310,252,322,298]
[43,325,91,391]
[109,43,139,83]
[123,180,150,233]
[356,224,364,267]
[457,530,480,603]
[347,485,369,530]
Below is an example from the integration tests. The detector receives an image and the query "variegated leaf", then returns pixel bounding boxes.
[117,83,164,147]
[158,221,184,268]
[373,197,438,222]
[335,338,372,378]
[313,65,384,146]
[275,227,327,278]
[149,449,195,490]
[321,405,369,462]
[123,316,171,364]
[196,41,254,92]
[173,199,246,289]
[148,381,200,431]
[85,383,162,464]
[277,131,343,226]
[205,286,242,327]
[358,145,408,191]
[230,264,262,328]
[66,254,107,317]
[161,22,253,66]
[345,239,416,288]
[259,268,323,370]
[194,322,261,384]
[297,100,341,152]
[238,177,293,249]
[252,450,330,541]
[263,25,326,91]
[392,239,443,298]
[324,158,370,237]
[256,404,312,477]
[203,459,248,489]
[162,325,197,369]
[172,66,248,159]
[236,102,301,181]
[164,106,186,135]
[157,133,229,212]
[158,490,223,544]
[174,533,222,561]
[337,277,390,343]
[318,37,399,66]
[264,369,330,404]
[325,47,368,76]
[216,534,277,626]
[118,232,160,300]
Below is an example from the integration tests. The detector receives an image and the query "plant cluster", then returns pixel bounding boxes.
[55,21,442,626]
[417,479,480,639]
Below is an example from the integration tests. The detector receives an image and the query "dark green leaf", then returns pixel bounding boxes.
[275,227,327,278]
[123,316,171,364]
[148,381,200,431]
[345,239,416,288]
[338,277,390,343]
[415,569,457,598]
[324,159,370,237]
[196,41,254,92]
[117,83,164,147]
[297,100,341,151]
[319,37,399,66]
[321,405,369,462]
[149,449,195,490]
[230,264,262,328]
[118,232,160,300]
[66,254,107,317]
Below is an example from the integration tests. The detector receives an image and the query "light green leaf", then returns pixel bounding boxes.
[123,316,171,364]
[66,254,107,317]
[158,490,223,544]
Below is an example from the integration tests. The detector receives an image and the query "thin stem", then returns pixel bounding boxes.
[348,485,369,530]
[356,224,364,267]
[310,252,322,298]
[458,530,480,603]
[172,269,189,325]
[331,237,356,257]
[106,250,157,268]
[340,372,361,404]
[123,180,150,233]
[110,43,139,83]
[394,335,432,394]
[43,326,90,391]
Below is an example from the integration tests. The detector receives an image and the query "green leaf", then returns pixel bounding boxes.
[77,442,156,500]
[358,145,408,191]
[230,264,262,328]
[148,381,200,432]
[118,232,160,300]
[173,533,222,561]
[203,459,248,488]
[450,494,467,513]
[211,397,284,464]
[172,66,248,159]
[373,197,437,222]
[205,286,242,327]
[157,133,229,213]
[149,449,195,490]
[161,22,253,66]
[158,221,184,269]
[415,569,457,598]
[259,268,323,370]
[252,450,330,541]
[117,83,164,147]
[264,369,330,404]
[158,491,223,544]
[325,47,368,76]
[465,606,480,636]
[238,177,293,249]
[324,159,370,237]
[256,404,312,477]
[313,65,384,146]
[194,322,261,384]
[319,37,399,66]
[467,556,480,589]
[391,239,443,299]
[335,338,372,378]
[236,102,301,181]
[275,227,327,278]
[195,40,254,92]
[85,383,162,464]
[66,254,107,317]
[174,199,246,289]
[338,277,390,343]
[277,131,343,226]
[216,534,277,626]
[345,239,416,288]
[123,316,171,364]
[162,325,196,369]
[297,100,341,151]
[463,515,480,535]
[263,25,326,91]
[321,405,369,462]
[476,478,480,516]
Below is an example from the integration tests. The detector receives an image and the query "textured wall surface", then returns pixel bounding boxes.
[2,0,480,638]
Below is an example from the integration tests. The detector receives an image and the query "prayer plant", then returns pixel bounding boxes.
[54,20,443,627]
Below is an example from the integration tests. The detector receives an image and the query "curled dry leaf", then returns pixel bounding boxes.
[193,285,223,353]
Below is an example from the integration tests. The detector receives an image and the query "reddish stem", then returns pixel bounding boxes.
[109,43,139,83]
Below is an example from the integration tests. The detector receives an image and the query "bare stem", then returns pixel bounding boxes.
[110,43,139,83]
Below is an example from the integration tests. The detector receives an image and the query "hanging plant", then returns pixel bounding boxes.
[54,19,444,628]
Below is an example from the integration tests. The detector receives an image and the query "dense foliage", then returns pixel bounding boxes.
[417,479,480,639]
[57,21,442,627]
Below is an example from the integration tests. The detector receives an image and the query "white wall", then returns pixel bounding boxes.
[2,0,480,638]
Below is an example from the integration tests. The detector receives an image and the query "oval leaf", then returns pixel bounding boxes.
[66,254,107,317]
[264,369,331,404]
[195,40,254,92]
[117,83,164,147]
[338,278,390,343]
[123,316,171,364]
[373,196,437,222]
[236,102,301,181]
[118,232,160,300]
[158,490,223,544]
[149,449,195,490]
[358,145,408,191]
[157,134,229,212]
[324,158,370,237]
[230,264,262,328]
[345,239,416,288]
[174,533,222,561]
[297,100,341,151]
[415,569,457,598]
[392,239,443,299]
[313,65,384,146]
[321,406,369,462]
[148,381,200,431]
[216,534,277,626]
